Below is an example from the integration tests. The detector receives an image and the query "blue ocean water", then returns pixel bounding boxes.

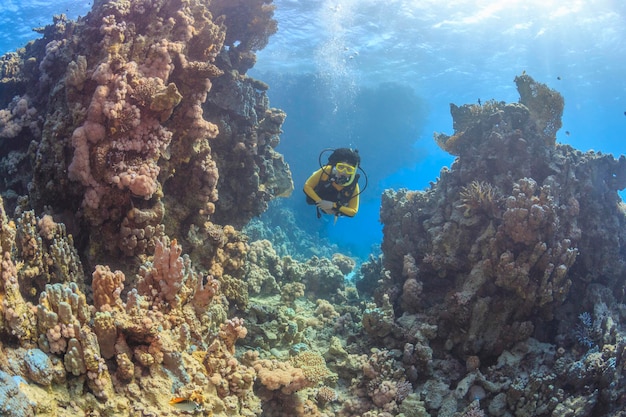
[2,0,625,259]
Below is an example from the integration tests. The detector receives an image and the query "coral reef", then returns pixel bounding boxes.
[0,1,294,416]
[372,74,626,416]
[1,200,261,414]
[2,2,626,414]
[244,199,343,261]
[0,0,292,267]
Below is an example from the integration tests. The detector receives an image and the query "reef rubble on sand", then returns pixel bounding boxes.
[1,0,626,416]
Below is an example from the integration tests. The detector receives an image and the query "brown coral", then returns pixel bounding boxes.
[253,358,312,395]
[92,265,125,311]
[515,73,564,144]
[458,180,502,218]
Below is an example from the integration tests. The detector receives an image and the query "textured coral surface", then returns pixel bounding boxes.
[372,75,626,416]
[2,1,626,416]
[0,0,292,266]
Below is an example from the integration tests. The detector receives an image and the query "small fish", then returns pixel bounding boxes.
[565,131,570,136]
[557,76,561,80]
[169,397,200,412]
[624,111,626,116]
[477,98,481,106]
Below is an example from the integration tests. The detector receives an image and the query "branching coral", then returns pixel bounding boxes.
[137,236,198,309]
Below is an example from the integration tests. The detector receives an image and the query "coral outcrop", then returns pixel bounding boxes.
[1,198,259,414]
[0,0,292,268]
[2,1,626,414]
[0,0,293,415]
[369,74,626,416]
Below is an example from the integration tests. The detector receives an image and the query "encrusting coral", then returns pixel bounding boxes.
[1,204,261,414]
[2,1,626,415]
[0,0,291,415]
[0,0,293,267]
[371,74,626,416]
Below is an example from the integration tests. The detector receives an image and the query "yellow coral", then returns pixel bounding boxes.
[150,83,183,122]
[434,132,458,154]
[515,73,564,144]
[281,282,305,305]
[289,351,337,386]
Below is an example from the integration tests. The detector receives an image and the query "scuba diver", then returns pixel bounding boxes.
[303,148,367,222]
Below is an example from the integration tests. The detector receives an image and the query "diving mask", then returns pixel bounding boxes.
[335,162,356,175]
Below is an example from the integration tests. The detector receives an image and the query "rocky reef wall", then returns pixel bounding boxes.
[0,1,297,415]
[363,74,626,415]
[2,1,626,414]
[0,0,292,270]
[378,75,626,356]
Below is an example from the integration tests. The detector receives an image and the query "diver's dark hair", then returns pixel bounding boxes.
[327,148,360,167]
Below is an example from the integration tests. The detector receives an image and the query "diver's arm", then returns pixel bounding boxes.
[303,168,325,202]
[336,184,360,217]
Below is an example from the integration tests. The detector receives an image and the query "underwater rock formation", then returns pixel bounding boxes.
[0,0,292,268]
[0,0,297,415]
[1,193,262,414]
[2,1,626,415]
[371,74,626,416]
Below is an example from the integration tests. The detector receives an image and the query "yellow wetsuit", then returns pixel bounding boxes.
[303,165,360,217]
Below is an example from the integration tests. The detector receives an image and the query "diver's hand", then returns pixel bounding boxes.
[316,200,335,214]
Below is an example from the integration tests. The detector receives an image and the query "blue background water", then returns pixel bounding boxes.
[2,0,625,259]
